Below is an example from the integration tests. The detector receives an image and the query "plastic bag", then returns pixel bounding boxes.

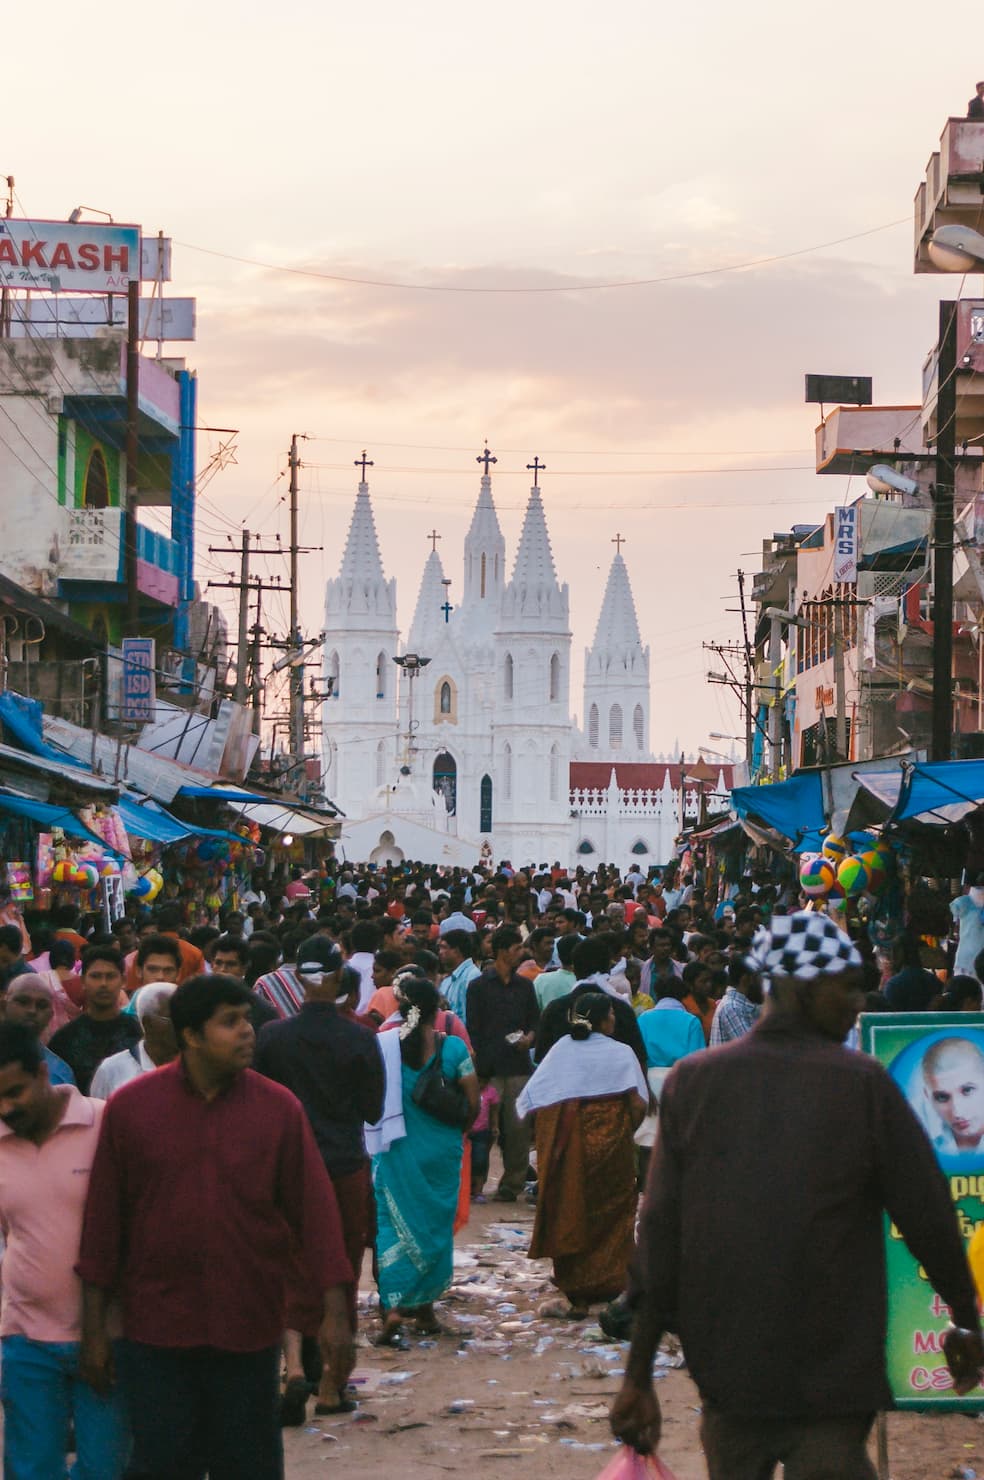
[595,1444,679,1480]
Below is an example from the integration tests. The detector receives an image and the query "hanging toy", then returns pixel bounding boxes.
[799,855,835,898]
[836,856,871,898]
[52,860,75,885]
[821,834,849,865]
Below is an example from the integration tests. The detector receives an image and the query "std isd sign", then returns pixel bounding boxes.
[861,1012,984,1411]
[0,219,140,293]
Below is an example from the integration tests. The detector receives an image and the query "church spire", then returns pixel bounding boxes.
[591,545,644,659]
[460,444,506,622]
[580,538,650,756]
[325,461,396,629]
[408,546,449,653]
[500,467,569,630]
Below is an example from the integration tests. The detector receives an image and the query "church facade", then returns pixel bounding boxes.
[322,456,732,869]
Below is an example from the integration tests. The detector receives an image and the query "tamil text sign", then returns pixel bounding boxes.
[121,638,156,724]
[861,1013,984,1411]
[0,219,140,292]
[8,295,195,341]
[833,505,858,585]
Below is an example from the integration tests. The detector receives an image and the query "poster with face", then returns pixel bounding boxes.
[861,1013,984,1411]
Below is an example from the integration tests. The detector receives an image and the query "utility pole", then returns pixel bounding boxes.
[124,278,141,636]
[736,570,755,774]
[234,531,251,705]
[0,175,13,340]
[288,434,304,772]
[832,599,847,761]
[206,554,286,735]
[932,298,958,762]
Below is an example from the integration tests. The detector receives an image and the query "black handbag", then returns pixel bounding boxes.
[412,1034,470,1128]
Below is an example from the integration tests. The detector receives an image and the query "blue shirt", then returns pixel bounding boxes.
[440,959,481,1021]
[637,1000,705,1069]
[42,1044,76,1087]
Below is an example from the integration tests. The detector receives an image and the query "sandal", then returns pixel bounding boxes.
[279,1376,311,1428]
[315,1396,358,1415]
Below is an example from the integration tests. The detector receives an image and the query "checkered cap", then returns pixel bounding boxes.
[746,911,862,984]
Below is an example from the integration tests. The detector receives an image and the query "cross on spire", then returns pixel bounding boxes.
[612,532,625,554]
[477,443,497,475]
[427,529,441,553]
[355,450,373,481]
[527,456,545,487]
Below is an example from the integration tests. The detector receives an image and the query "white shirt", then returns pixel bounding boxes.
[347,951,377,1013]
[89,1043,156,1099]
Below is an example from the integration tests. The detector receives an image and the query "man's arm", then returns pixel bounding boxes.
[76,1105,125,1391]
[359,1035,386,1127]
[465,979,489,1077]
[611,1073,685,1453]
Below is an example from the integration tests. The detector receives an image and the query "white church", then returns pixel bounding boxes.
[322,453,734,869]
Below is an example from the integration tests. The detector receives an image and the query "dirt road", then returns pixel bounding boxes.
[284,1200,984,1480]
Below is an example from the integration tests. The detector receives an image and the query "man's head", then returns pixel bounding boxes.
[136,933,182,986]
[372,949,403,990]
[555,909,583,938]
[527,926,556,967]
[682,959,714,1003]
[154,903,183,935]
[555,933,580,970]
[170,974,255,1076]
[0,1023,51,1138]
[135,983,178,1066]
[490,925,524,972]
[4,975,55,1039]
[48,939,77,973]
[728,955,763,1005]
[79,946,124,1019]
[571,936,610,981]
[0,925,22,968]
[410,910,434,944]
[438,930,473,973]
[923,1037,984,1149]
[752,912,863,1042]
[350,921,381,956]
[211,934,249,980]
[977,81,984,100]
[296,936,344,1000]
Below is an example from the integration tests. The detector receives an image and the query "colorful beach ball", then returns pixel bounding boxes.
[52,860,75,885]
[72,863,101,891]
[837,856,871,898]
[800,855,835,898]
[822,834,849,865]
[858,849,886,891]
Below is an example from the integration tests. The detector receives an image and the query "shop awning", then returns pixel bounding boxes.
[0,790,123,851]
[862,759,984,828]
[116,796,248,848]
[730,773,826,846]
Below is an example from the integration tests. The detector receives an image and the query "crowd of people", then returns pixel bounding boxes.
[2,854,984,1476]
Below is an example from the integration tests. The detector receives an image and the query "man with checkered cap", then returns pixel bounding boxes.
[612,910,984,1479]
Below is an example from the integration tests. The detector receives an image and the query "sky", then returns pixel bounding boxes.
[4,0,982,755]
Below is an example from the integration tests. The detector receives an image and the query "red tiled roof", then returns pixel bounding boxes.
[569,761,735,791]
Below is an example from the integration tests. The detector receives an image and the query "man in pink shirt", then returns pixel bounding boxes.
[0,1021,130,1477]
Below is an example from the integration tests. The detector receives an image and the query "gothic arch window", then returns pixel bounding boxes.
[633,703,644,750]
[577,838,596,855]
[375,740,386,787]
[549,652,560,703]
[83,447,110,509]
[609,703,623,748]
[480,553,487,598]
[503,743,513,801]
[588,703,599,748]
[504,653,514,701]
[549,743,560,802]
[433,751,457,814]
[631,839,649,855]
[433,675,457,724]
[327,651,340,698]
[375,652,387,700]
[480,773,493,832]
[440,681,451,714]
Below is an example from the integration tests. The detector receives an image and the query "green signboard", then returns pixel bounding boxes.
[861,1012,984,1410]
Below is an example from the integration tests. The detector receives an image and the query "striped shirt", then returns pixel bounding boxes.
[253,966,305,1019]
[709,987,760,1046]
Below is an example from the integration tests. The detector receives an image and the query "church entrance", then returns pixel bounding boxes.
[433,751,457,815]
[370,830,405,866]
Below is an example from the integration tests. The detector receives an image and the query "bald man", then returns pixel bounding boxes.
[923,1037,984,1152]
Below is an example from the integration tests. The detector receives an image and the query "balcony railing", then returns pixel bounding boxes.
[58,507,181,605]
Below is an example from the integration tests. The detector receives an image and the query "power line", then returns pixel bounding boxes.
[175,216,909,296]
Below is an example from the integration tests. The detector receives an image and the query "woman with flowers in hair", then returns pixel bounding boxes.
[518,993,649,1317]
[373,978,479,1346]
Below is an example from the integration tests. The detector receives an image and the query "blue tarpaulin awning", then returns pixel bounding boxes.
[0,791,122,851]
[890,760,984,826]
[730,773,826,845]
[116,796,245,847]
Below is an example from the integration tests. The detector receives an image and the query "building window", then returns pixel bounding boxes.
[434,676,457,724]
[327,650,340,698]
[588,703,599,748]
[577,838,595,855]
[376,652,387,700]
[633,704,644,750]
[440,681,451,714]
[503,743,512,800]
[504,653,514,700]
[480,553,486,598]
[631,839,648,855]
[83,447,110,509]
[480,773,493,832]
[549,743,560,802]
[549,652,560,703]
[433,751,457,814]
[609,703,623,748]
[375,740,385,787]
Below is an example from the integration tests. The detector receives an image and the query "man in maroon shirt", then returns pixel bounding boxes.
[77,973,353,1480]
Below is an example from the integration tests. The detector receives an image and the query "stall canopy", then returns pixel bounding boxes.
[177,786,341,837]
[731,773,826,846]
[0,791,123,852]
[115,796,244,848]
[852,759,984,829]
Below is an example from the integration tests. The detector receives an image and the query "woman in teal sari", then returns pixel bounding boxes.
[373,978,479,1345]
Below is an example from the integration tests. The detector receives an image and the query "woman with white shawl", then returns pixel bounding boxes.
[517,993,648,1316]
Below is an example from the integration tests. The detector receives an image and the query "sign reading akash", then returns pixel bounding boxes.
[0,219,140,292]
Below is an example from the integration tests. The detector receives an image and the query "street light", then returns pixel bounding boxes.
[68,206,115,223]
[925,227,984,760]
[392,654,431,772]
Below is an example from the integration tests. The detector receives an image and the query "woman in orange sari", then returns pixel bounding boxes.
[517,993,648,1315]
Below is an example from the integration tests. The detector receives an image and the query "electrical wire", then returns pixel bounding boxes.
[175,216,909,296]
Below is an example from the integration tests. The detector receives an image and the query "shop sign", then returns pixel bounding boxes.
[121,638,156,723]
[815,685,834,709]
[0,219,140,292]
[833,506,858,585]
[861,1013,984,1410]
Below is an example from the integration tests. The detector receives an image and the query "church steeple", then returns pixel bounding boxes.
[581,538,650,756]
[325,466,396,629]
[500,465,568,631]
[408,544,449,654]
[460,444,506,623]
